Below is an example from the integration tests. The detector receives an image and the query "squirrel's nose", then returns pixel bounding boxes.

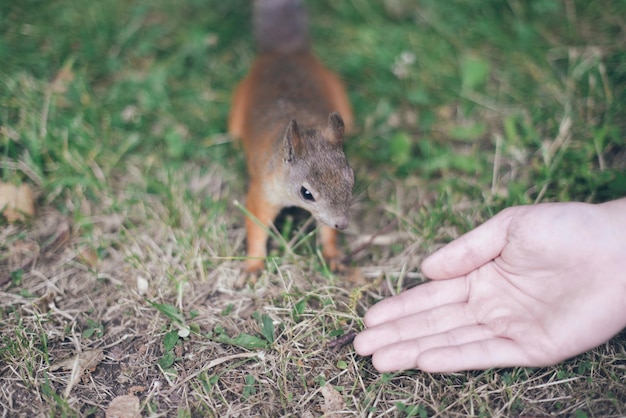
[335,218,349,230]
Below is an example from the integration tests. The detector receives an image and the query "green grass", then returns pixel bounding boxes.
[1,0,625,416]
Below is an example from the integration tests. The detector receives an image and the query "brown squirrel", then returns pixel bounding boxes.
[228,0,355,273]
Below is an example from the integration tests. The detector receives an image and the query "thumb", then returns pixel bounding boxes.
[421,206,518,280]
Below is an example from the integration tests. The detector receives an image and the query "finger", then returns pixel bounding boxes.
[421,207,519,280]
[416,339,534,373]
[370,337,532,373]
[366,325,498,372]
[362,277,469,327]
[355,302,476,356]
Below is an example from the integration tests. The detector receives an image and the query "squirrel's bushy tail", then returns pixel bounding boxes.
[254,0,310,54]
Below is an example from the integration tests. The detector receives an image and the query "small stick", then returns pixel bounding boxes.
[327,331,357,351]
[341,218,399,264]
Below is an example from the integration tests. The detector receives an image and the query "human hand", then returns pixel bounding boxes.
[354,199,626,372]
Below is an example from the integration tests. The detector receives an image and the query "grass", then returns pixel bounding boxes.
[1,0,625,416]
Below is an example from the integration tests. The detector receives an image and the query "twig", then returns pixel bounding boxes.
[341,218,399,263]
[327,330,357,351]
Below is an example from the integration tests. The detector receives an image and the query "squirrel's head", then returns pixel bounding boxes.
[280,112,354,230]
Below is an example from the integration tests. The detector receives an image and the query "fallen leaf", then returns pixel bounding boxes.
[327,331,357,351]
[50,348,104,372]
[0,182,35,222]
[77,246,99,268]
[35,290,57,313]
[128,386,146,395]
[105,394,141,418]
[50,348,105,397]
[320,384,345,417]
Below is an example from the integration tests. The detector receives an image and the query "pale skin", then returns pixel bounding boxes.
[354,198,626,373]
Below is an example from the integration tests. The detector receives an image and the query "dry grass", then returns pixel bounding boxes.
[2,158,625,417]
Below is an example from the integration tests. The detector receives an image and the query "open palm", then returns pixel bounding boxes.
[354,200,626,372]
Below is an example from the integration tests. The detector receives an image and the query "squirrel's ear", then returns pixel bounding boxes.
[325,112,345,144]
[282,119,305,162]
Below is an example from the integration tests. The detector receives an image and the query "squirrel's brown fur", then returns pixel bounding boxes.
[229,0,354,273]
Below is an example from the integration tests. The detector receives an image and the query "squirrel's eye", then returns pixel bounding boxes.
[300,186,315,202]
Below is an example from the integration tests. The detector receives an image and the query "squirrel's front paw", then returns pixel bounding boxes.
[324,252,349,273]
[244,258,265,274]
[234,259,264,288]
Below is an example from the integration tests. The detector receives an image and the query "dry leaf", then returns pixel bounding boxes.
[0,182,35,222]
[327,331,357,351]
[128,386,146,395]
[50,348,105,397]
[105,394,141,418]
[50,348,104,372]
[320,384,345,417]
[35,290,57,313]
[77,246,99,268]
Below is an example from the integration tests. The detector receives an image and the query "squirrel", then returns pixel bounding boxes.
[228,0,355,274]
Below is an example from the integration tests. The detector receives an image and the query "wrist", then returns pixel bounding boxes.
[596,197,626,321]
